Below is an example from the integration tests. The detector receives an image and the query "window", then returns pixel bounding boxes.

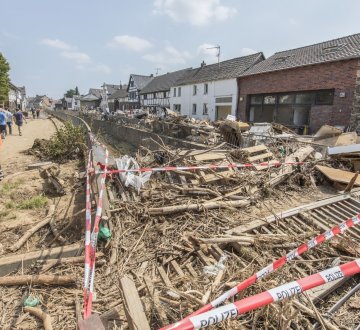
[153,93,156,99]
[203,103,208,115]
[295,93,314,104]
[144,94,147,100]
[193,85,197,95]
[173,104,181,113]
[192,104,197,115]
[264,95,276,104]
[178,87,181,97]
[250,95,262,104]
[163,92,166,98]
[315,90,334,105]
[173,88,176,97]
[130,80,134,87]
[216,96,232,103]
[279,95,294,104]
[204,83,208,94]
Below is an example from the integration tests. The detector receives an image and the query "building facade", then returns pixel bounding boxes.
[170,54,264,121]
[140,69,190,112]
[238,33,360,133]
[127,74,153,109]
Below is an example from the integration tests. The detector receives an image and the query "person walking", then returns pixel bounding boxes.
[13,108,26,136]
[3,108,13,135]
[31,107,36,119]
[0,110,6,140]
[36,108,40,119]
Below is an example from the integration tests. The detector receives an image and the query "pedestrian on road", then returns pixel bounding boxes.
[36,108,40,119]
[0,110,6,140]
[13,109,27,136]
[3,108,13,135]
[31,107,36,119]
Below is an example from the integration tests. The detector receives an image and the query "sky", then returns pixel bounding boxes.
[1,0,359,99]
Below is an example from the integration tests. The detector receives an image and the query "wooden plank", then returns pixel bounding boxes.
[0,243,82,277]
[193,153,226,162]
[157,266,172,287]
[119,275,151,330]
[247,152,274,162]
[170,260,185,278]
[316,165,360,186]
[185,263,198,277]
[241,145,268,154]
[196,250,213,266]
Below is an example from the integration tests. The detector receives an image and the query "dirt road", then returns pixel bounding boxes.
[0,117,59,175]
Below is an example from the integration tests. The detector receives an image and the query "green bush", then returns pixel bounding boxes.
[18,195,48,210]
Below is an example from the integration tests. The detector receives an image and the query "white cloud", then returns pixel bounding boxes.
[197,43,220,64]
[108,35,152,52]
[239,48,258,56]
[153,0,237,26]
[61,51,91,64]
[75,63,112,74]
[143,45,191,69]
[41,38,72,50]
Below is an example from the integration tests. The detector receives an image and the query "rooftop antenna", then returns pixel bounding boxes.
[155,68,161,76]
[206,45,220,68]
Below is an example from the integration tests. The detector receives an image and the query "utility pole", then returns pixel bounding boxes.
[155,68,161,76]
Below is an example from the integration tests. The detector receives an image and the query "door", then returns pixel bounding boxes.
[216,105,232,120]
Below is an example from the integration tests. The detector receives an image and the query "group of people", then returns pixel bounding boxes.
[0,107,39,140]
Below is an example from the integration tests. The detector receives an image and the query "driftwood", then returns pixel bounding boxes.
[9,204,56,252]
[0,274,76,286]
[40,253,105,272]
[148,199,250,215]
[24,307,53,330]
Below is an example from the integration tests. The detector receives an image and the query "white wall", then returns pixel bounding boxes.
[169,78,238,121]
[141,91,170,108]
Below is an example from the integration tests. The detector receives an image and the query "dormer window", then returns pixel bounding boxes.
[272,55,291,65]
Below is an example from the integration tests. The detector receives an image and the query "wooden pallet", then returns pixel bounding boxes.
[241,144,277,170]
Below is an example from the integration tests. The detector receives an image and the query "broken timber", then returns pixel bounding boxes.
[119,275,151,330]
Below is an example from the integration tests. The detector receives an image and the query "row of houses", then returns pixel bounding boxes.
[67,32,360,133]
[7,83,27,111]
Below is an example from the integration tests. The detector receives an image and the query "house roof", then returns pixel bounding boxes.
[140,68,192,94]
[81,94,99,101]
[104,84,121,95]
[108,88,128,100]
[128,74,154,91]
[175,53,264,86]
[242,33,360,77]
[88,88,102,98]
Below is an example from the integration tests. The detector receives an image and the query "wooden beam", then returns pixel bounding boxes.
[119,275,150,330]
[0,243,82,277]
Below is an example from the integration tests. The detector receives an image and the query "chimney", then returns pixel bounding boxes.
[201,60,206,68]
[150,74,154,77]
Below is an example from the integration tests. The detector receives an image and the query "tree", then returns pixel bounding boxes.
[65,89,76,98]
[75,86,79,95]
[0,53,10,104]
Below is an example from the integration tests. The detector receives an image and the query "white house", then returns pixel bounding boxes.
[127,74,153,109]
[170,54,264,121]
[139,68,191,112]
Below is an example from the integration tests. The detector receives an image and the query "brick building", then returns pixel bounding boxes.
[237,33,360,133]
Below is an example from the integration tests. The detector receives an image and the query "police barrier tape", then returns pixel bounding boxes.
[83,150,93,317]
[162,259,360,330]
[160,214,360,329]
[92,161,306,175]
[83,138,109,319]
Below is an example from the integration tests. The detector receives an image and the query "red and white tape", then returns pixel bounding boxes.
[83,138,109,318]
[162,258,360,330]
[161,214,360,329]
[93,161,306,175]
[83,150,93,317]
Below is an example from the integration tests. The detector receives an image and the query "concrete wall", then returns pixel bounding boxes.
[50,110,207,151]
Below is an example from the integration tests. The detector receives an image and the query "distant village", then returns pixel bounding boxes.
[9,32,360,134]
